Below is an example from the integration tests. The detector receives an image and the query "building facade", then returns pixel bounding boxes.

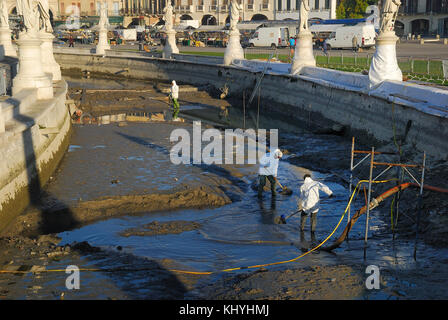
[397,0,448,36]
[139,0,336,26]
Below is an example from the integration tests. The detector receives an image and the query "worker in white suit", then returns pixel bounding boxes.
[298,173,333,232]
[258,149,283,198]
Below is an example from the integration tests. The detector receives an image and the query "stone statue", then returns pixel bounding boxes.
[16,0,40,33]
[299,0,310,32]
[380,0,401,33]
[0,0,9,27]
[229,0,242,31]
[163,1,173,31]
[98,2,109,29]
[37,0,52,32]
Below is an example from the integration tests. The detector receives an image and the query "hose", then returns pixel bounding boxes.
[1,181,446,276]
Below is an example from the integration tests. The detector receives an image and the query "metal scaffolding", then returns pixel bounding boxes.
[348,137,426,260]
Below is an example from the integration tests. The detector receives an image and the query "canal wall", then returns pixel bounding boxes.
[54,51,448,161]
[0,78,71,234]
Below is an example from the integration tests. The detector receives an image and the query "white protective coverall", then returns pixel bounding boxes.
[170,80,179,99]
[258,149,283,177]
[298,176,333,214]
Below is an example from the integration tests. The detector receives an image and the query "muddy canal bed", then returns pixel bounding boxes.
[1,76,448,300]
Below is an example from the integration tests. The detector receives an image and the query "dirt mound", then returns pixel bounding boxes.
[120,220,201,237]
[4,186,230,237]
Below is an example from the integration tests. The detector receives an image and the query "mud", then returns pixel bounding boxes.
[196,265,366,300]
[1,75,448,300]
[4,186,230,238]
[120,220,201,237]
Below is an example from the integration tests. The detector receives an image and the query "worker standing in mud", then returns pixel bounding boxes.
[298,174,333,233]
[170,80,180,121]
[258,149,283,198]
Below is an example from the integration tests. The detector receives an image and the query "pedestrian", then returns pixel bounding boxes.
[298,174,333,233]
[258,149,283,198]
[170,80,180,121]
[322,38,328,55]
[289,36,295,56]
[352,35,358,52]
[68,34,74,47]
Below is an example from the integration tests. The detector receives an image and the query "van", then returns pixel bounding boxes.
[248,27,290,48]
[325,24,376,49]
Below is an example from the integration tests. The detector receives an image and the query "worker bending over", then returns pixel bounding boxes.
[258,149,283,198]
[298,174,333,233]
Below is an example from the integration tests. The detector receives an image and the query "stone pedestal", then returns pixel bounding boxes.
[96,28,110,55]
[12,33,53,99]
[223,29,244,65]
[0,26,17,58]
[162,29,179,59]
[369,31,402,88]
[290,31,316,75]
[39,31,61,81]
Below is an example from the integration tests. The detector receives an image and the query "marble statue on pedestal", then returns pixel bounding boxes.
[162,1,179,58]
[368,0,402,87]
[223,0,244,65]
[163,2,174,31]
[290,0,315,74]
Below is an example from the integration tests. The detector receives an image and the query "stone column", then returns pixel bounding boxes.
[96,27,110,55]
[12,32,53,99]
[290,30,316,75]
[223,29,244,65]
[0,26,17,58]
[368,30,402,87]
[162,29,179,58]
[39,31,61,81]
[330,0,337,19]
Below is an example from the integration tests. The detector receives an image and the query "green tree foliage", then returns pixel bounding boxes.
[336,0,370,19]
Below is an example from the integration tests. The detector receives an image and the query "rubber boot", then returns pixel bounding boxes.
[310,211,318,233]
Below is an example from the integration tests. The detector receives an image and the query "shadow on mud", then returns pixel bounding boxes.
[70,241,193,299]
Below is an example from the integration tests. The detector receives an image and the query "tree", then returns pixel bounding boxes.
[336,0,346,19]
[336,0,370,19]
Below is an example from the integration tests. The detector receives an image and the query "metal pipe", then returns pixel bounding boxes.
[414,151,426,260]
[364,147,374,260]
[243,90,246,129]
[348,137,354,228]
[372,162,422,168]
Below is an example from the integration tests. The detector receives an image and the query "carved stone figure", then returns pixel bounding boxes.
[299,0,310,32]
[98,2,109,29]
[229,0,242,31]
[163,1,173,31]
[0,0,9,27]
[380,0,401,33]
[16,0,40,33]
[38,0,52,32]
